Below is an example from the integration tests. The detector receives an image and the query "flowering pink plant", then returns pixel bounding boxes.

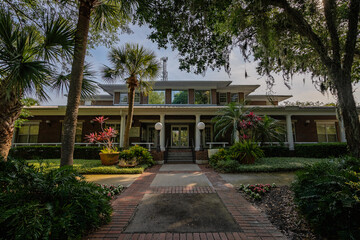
[238,112,262,141]
[85,116,119,153]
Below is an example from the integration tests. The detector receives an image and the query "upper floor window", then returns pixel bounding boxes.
[219,93,227,105]
[172,90,188,104]
[230,93,239,103]
[16,123,39,143]
[317,122,337,142]
[148,90,165,104]
[120,92,140,104]
[195,90,210,104]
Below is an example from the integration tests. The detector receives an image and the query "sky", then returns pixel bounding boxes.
[45,24,360,106]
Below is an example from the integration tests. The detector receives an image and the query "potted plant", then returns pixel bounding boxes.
[85,116,119,165]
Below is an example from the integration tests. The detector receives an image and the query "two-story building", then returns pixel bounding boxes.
[13,80,357,157]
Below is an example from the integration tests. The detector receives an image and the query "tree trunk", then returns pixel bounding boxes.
[0,92,22,161]
[333,70,360,158]
[123,84,136,149]
[60,0,93,167]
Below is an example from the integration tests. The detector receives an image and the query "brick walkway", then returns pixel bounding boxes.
[85,165,287,240]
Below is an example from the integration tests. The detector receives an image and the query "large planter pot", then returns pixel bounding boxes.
[240,155,256,164]
[99,152,120,166]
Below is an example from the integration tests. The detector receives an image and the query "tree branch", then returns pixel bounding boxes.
[343,0,360,73]
[323,0,341,65]
[267,0,333,69]
[3,0,42,28]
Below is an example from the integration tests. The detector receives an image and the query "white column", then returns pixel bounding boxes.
[195,114,201,151]
[286,115,294,150]
[119,114,126,148]
[339,119,346,142]
[160,114,165,151]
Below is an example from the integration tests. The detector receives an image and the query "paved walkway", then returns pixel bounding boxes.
[85,165,287,240]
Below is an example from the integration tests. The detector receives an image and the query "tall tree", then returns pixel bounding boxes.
[60,0,134,167]
[0,10,74,160]
[137,0,360,157]
[103,43,160,148]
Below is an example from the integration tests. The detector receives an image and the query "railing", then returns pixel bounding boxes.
[11,142,119,147]
[190,139,196,163]
[164,139,169,163]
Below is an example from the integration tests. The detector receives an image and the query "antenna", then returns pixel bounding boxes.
[160,57,168,81]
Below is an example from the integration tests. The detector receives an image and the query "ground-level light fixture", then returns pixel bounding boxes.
[155,122,163,152]
[197,122,205,151]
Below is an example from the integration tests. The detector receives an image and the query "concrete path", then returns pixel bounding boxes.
[84,174,141,187]
[85,164,287,240]
[221,172,295,186]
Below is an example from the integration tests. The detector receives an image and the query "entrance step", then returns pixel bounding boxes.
[166,150,194,163]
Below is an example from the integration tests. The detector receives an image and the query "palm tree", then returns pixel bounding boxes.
[0,10,74,160]
[103,43,160,148]
[253,115,285,146]
[212,102,253,144]
[60,0,134,167]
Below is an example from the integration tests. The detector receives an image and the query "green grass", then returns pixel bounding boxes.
[27,159,148,174]
[233,157,327,172]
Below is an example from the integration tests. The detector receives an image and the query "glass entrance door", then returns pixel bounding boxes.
[171,125,189,147]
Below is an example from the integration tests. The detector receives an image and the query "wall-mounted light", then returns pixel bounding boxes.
[90,120,94,126]
[46,120,51,126]
[305,120,310,126]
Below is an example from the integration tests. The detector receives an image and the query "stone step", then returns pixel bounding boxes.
[167,152,193,157]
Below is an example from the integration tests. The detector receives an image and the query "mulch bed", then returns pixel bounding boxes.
[241,186,318,240]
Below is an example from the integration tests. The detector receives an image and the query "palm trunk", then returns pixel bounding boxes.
[60,0,93,167]
[333,70,360,158]
[0,92,22,161]
[123,84,136,149]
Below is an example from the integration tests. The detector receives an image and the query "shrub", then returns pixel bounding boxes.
[294,142,348,158]
[0,158,113,239]
[229,140,264,164]
[292,157,360,239]
[129,145,154,166]
[260,145,291,157]
[9,145,102,160]
[209,148,229,167]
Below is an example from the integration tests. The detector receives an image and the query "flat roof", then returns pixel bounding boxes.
[98,80,260,94]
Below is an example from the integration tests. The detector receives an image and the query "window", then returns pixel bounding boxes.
[195,90,210,104]
[105,123,120,143]
[148,90,165,104]
[62,122,83,143]
[219,93,227,105]
[134,92,140,103]
[230,93,239,103]
[317,123,338,142]
[171,90,188,104]
[280,123,296,142]
[203,126,213,146]
[120,92,140,104]
[120,93,128,104]
[16,123,39,143]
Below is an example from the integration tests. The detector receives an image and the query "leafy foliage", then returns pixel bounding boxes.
[292,157,360,239]
[0,158,113,239]
[229,140,264,164]
[14,98,39,128]
[239,183,276,200]
[253,115,285,145]
[119,145,155,166]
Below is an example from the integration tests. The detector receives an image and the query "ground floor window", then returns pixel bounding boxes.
[279,122,296,143]
[16,123,39,143]
[203,126,213,146]
[105,123,121,143]
[316,122,337,142]
[62,122,83,143]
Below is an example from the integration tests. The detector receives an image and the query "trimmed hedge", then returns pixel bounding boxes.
[261,142,348,158]
[9,145,103,160]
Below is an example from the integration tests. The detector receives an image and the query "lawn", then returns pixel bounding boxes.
[233,157,327,172]
[27,159,148,174]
